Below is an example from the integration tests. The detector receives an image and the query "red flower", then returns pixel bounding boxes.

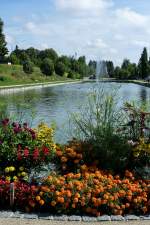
[42,146,49,156]
[24,148,29,158]
[17,145,22,160]
[17,151,22,160]
[33,148,39,160]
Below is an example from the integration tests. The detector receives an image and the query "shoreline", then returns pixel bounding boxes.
[0,80,82,93]
[0,79,149,93]
[83,78,150,88]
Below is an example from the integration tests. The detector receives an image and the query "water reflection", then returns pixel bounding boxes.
[140,87,147,102]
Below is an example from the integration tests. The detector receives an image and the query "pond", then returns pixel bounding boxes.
[0,82,150,143]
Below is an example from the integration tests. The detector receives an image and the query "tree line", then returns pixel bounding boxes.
[0,18,150,80]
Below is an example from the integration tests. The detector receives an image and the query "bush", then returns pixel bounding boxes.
[23,60,34,74]
[71,88,132,172]
[55,62,66,76]
[40,58,54,76]
[0,119,56,169]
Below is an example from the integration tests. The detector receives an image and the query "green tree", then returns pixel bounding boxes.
[88,60,96,76]
[39,48,58,62]
[9,53,20,64]
[121,59,130,70]
[40,58,54,76]
[23,60,34,74]
[55,61,66,76]
[106,61,114,78]
[0,18,8,63]
[25,47,39,65]
[138,47,150,79]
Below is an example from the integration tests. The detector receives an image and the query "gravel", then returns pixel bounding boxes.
[0,218,150,225]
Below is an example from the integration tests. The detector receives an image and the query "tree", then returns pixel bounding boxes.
[138,47,150,79]
[121,59,130,70]
[9,53,20,64]
[26,47,39,65]
[88,60,96,76]
[55,62,66,76]
[23,60,34,74]
[0,18,8,62]
[39,48,58,62]
[40,58,54,76]
[106,61,114,78]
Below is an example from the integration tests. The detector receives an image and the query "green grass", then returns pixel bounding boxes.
[0,64,74,86]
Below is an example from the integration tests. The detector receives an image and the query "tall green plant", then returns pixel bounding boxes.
[70,87,131,172]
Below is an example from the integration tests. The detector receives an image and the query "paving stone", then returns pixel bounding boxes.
[38,213,53,220]
[0,211,14,218]
[23,213,38,219]
[125,215,140,220]
[140,215,150,220]
[53,215,68,221]
[82,216,97,222]
[11,211,24,218]
[97,215,111,221]
[111,215,125,221]
[68,215,82,221]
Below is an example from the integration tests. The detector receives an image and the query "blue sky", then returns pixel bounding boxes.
[1,0,150,65]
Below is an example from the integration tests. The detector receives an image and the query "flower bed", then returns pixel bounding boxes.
[0,118,149,216]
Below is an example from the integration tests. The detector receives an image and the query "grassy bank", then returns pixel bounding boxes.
[0,64,75,86]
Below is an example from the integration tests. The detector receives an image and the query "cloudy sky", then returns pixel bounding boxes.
[1,0,150,65]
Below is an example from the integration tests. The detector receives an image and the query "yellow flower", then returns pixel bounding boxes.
[6,176,11,181]
[5,167,10,173]
[9,166,15,172]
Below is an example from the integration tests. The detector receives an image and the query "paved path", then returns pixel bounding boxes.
[0,219,149,225]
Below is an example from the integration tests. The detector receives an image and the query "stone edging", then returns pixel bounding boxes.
[0,212,150,221]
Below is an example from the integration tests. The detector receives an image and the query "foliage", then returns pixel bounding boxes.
[23,60,34,74]
[106,61,114,78]
[118,102,150,174]
[55,61,66,76]
[40,58,54,76]
[0,167,149,215]
[0,18,8,63]
[138,47,150,79]
[0,119,56,169]
[71,88,131,172]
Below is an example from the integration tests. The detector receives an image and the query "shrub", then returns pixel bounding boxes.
[40,58,54,76]
[23,60,34,74]
[71,88,131,172]
[0,119,56,169]
[55,62,66,76]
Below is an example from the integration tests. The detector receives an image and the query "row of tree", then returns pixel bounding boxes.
[0,18,150,79]
[88,47,150,80]
[0,18,94,78]
[9,46,95,78]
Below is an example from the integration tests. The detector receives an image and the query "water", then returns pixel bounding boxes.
[0,82,149,143]
[96,61,108,80]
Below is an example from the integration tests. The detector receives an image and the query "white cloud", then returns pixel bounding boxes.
[87,38,108,49]
[7,0,150,64]
[55,0,113,14]
[132,40,150,48]
[25,22,51,36]
[40,43,49,49]
[6,34,14,44]
[115,7,148,27]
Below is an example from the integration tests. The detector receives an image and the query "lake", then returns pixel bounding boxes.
[0,82,150,143]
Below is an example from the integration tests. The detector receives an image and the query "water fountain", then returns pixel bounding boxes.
[96,61,108,80]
